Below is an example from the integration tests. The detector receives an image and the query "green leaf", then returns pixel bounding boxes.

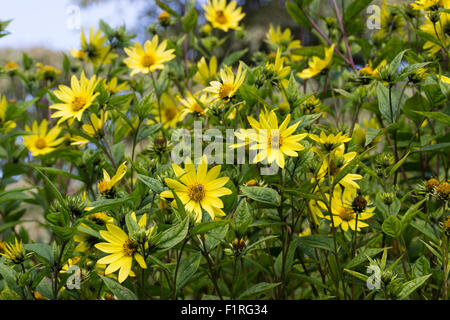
[24,243,54,265]
[388,151,410,177]
[412,256,431,278]
[389,49,408,76]
[238,282,281,299]
[137,174,164,193]
[299,234,334,252]
[285,1,311,28]
[155,0,180,18]
[343,0,373,29]
[346,248,387,269]
[240,235,278,256]
[397,274,431,300]
[175,252,202,291]
[100,275,138,300]
[85,197,132,215]
[240,186,280,206]
[222,49,247,66]
[0,260,21,294]
[400,199,426,233]
[136,123,162,143]
[382,216,402,238]
[35,167,68,211]
[157,216,189,250]
[344,268,369,282]
[377,83,395,123]
[232,199,253,236]
[413,111,450,126]
[190,220,230,236]
[412,142,450,153]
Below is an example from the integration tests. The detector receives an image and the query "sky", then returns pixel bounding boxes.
[0,0,148,51]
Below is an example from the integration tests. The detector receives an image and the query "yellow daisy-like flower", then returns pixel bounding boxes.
[296,44,335,79]
[160,156,232,223]
[97,162,127,196]
[203,0,245,32]
[411,0,440,11]
[246,110,307,169]
[50,72,100,125]
[309,131,351,157]
[420,10,450,54]
[265,24,303,63]
[71,110,107,147]
[4,61,18,71]
[103,77,130,94]
[0,95,16,132]
[266,49,291,86]
[299,227,312,237]
[23,119,64,157]
[0,238,25,264]
[149,91,180,127]
[179,91,209,120]
[439,74,450,83]
[195,56,218,86]
[325,187,374,232]
[36,63,61,81]
[204,62,246,103]
[315,144,363,190]
[70,49,85,61]
[77,27,116,65]
[376,0,405,38]
[124,36,175,77]
[95,223,147,283]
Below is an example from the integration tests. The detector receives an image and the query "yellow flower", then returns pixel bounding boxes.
[299,228,312,237]
[97,162,127,196]
[325,187,374,232]
[71,110,107,147]
[103,77,129,94]
[0,95,16,132]
[265,48,291,86]
[23,119,64,157]
[160,156,232,223]
[50,72,100,125]
[95,223,147,283]
[36,63,61,81]
[77,27,116,65]
[195,56,218,86]
[246,110,307,169]
[70,49,85,60]
[376,0,405,38]
[151,91,180,127]
[411,0,440,11]
[61,257,81,274]
[203,0,245,32]
[439,74,450,83]
[179,91,209,120]
[204,62,246,103]
[4,61,18,71]
[309,131,351,157]
[0,238,25,264]
[124,36,175,76]
[265,24,302,63]
[296,44,335,79]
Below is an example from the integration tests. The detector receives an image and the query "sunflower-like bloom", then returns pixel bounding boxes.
[50,72,100,125]
[124,36,175,76]
[265,24,302,63]
[314,144,363,190]
[204,62,246,103]
[265,49,291,86]
[296,44,335,79]
[149,91,180,127]
[0,238,25,264]
[103,77,130,94]
[160,156,232,223]
[376,0,405,38]
[245,110,307,169]
[71,110,107,147]
[179,91,209,120]
[95,223,147,283]
[4,61,18,71]
[23,119,64,157]
[411,0,440,11]
[73,27,116,65]
[203,0,245,32]
[36,63,61,81]
[195,56,217,86]
[420,10,450,54]
[97,162,127,196]
[0,95,16,132]
[325,187,374,232]
[309,131,351,157]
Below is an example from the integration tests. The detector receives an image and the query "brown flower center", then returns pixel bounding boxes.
[141,54,156,68]
[72,96,87,112]
[218,83,234,99]
[187,183,205,202]
[34,137,47,149]
[122,239,139,256]
[338,208,354,222]
[215,10,228,24]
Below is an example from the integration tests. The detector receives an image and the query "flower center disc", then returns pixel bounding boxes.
[34,137,47,149]
[338,208,354,222]
[215,10,228,24]
[219,83,234,99]
[188,183,205,202]
[141,54,156,68]
[123,239,139,256]
[164,106,177,121]
[72,96,87,112]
